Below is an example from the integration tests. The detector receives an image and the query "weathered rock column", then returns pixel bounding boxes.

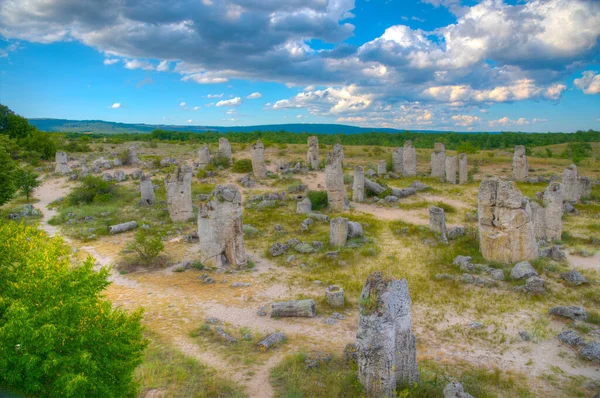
[330,217,349,247]
[562,165,580,203]
[402,141,416,177]
[325,144,349,211]
[429,206,448,243]
[55,151,72,174]
[377,160,386,176]
[251,139,267,178]
[392,147,404,174]
[445,156,457,184]
[198,146,211,169]
[430,143,445,180]
[325,285,345,308]
[80,161,89,177]
[357,272,419,397]
[352,166,365,203]
[532,182,563,242]
[139,175,155,206]
[458,153,468,185]
[579,177,591,200]
[218,137,233,164]
[127,146,139,166]
[164,165,193,222]
[512,145,528,181]
[478,179,538,263]
[307,136,320,170]
[198,185,247,269]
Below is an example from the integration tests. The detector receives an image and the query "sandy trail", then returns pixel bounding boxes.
[566,251,600,272]
[34,177,71,236]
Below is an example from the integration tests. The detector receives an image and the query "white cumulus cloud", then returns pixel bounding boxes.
[216,97,242,107]
[109,102,122,108]
[574,71,600,95]
[247,92,262,99]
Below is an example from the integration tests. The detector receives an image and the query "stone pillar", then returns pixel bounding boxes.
[198,185,247,269]
[127,146,139,166]
[579,177,591,199]
[392,148,404,174]
[377,160,386,176]
[512,145,528,181]
[533,181,563,242]
[445,156,457,184]
[296,197,312,214]
[198,146,211,169]
[325,144,349,211]
[458,153,468,185]
[402,141,416,177]
[357,272,419,397]
[325,285,345,308]
[330,217,348,248]
[307,136,320,170]
[218,137,233,164]
[55,151,72,174]
[139,175,155,206]
[80,161,89,177]
[164,165,193,222]
[478,179,538,264]
[430,143,445,180]
[352,166,365,203]
[251,139,267,178]
[429,206,448,243]
[563,165,580,203]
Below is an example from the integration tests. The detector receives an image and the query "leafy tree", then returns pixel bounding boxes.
[18,130,57,160]
[17,169,40,202]
[561,142,592,164]
[0,104,33,139]
[0,135,18,206]
[455,141,480,154]
[0,222,146,397]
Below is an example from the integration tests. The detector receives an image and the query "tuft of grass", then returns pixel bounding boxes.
[231,159,253,173]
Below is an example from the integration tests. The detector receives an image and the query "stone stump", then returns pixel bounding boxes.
[307,136,320,170]
[512,145,528,181]
[198,184,247,269]
[445,156,457,184]
[127,146,139,165]
[296,197,312,214]
[562,165,580,203]
[357,272,419,397]
[430,143,445,180]
[165,165,193,222]
[402,141,416,177]
[80,161,89,177]
[251,139,267,178]
[139,175,155,206]
[532,181,563,242]
[330,217,348,247]
[429,206,448,243]
[478,179,538,263]
[55,151,71,174]
[326,285,345,308]
[458,153,468,184]
[377,160,386,176]
[325,144,349,211]
[353,165,365,202]
[218,137,233,164]
[198,146,211,169]
[392,147,404,174]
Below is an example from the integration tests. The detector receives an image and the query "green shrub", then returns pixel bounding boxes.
[67,175,116,205]
[307,190,328,211]
[0,136,18,206]
[231,159,253,173]
[212,154,231,169]
[125,229,165,265]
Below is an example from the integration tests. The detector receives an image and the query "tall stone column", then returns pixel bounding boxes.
[430,143,445,180]
[392,147,404,174]
[139,175,155,206]
[330,217,349,248]
[165,165,193,222]
[55,151,72,174]
[402,141,416,177]
[532,181,563,242]
[352,166,365,203]
[445,156,457,184]
[307,136,320,170]
[429,206,448,243]
[218,137,233,164]
[127,146,139,165]
[198,185,247,269]
[251,139,267,178]
[562,165,580,203]
[458,153,468,185]
[377,160,386,176]
[198,146,211,169]
[512,145,528,181]
[325,144,349,211]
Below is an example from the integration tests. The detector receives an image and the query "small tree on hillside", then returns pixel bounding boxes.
[17,169,40,202]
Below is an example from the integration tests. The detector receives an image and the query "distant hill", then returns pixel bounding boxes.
[28,118,457,135]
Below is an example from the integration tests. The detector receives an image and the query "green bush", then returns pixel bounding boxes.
[125,229,164,265]
[0,222,146,397]
[307,190,328,211]
[0,136,18,206]
[231,159,253,173]
[456,141,480,154]
[212,154,231,169]
[18,130,57,160]
[67,175,117,205]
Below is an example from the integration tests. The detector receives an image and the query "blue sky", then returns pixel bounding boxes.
[0,0,599,132]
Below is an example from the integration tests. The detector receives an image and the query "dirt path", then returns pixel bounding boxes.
[34,176,71,236]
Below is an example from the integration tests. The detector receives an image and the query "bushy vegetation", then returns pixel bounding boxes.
[125,229,165,265]
[16,169,40,202]
[212,154,231,168]
[307,190,328,211]
[0,222,146,397]
[231,158,253,173]
[0,135,18,206]
[67,175,117,205]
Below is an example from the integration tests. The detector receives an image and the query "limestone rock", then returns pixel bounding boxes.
[108,221,138,234]
[160,157,178,167]
[392,147,404,174]
[410,180,428,191]
[352,165,365,202]
[445,156,457,184]
[443,381,474,398]
[580,342,600,363]
[270,242,289,257]
[523,276,546,295]
[271,299,316,318]
[458,153,468,185]
[452,255,474,272]
[307,136,320,170]
[560,270,588,286]
[402,141,416,177]
[447,226,465,240]
[548,306,588,321]
[296,197,312,214]
[198,146,211,169]
[579,177,591,199]
[431,143,445,180]
[326,285,345,308]
[532,182,563,242]
[165,165,193,222]
[218,137,233,164]
[563,165,580,202]
[377,160,386,176]
[510,261,538,280]
[513,145,528,181]
[127,145,139,166]
[347,221,363,238]
[113,170,125,182]
[364,178,386,195]
[330,217,348,248]
[251,139,267,178]
[325,144,349,211]
[54,151,72,174]
[391,187,416,198]
[429,206,448,243]
[557,329,583,346]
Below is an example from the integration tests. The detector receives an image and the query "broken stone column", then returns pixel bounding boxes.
[198,146,211,169]
[108,221,138,234]
[429,206,448,244]
[164,165,193,222]
[80,161,89,177]
[55,151,72,174]
[218,137,233,164]
[296,197,312,214]
[512,145,528,181]
[326,285,345,308]
[251,139,267,178]
[562,165,580,203]
[532,181,563,242]
[377,160,386,176]
[445,156,457,184]
[430,143,445,180]
[127,146,138,166]
[402,141,416,177]
[458,153,468,185]
[307,136,320,170]
[357,272,419,397]
[353,166,365,202]
[478,179,538,264]
[325,144,349,211]
[392,147,404,174]
[330,217,348,247]
[198,184,247,269]
[139,175,155,206]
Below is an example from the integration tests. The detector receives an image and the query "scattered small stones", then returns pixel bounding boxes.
[304,351,332,369]
[231,282,251,288]
[270,242,289,257]
[523,276,546,295]
[311,241,324,250]
[510,261,538,280]
[461,274,497,288]
[557,329,583,346]
[468,321,484,329]
[286,255,295,263]
[452,255,475,272]
[435,273,454,280]
[257,306,267,317]
[325,250,339,258]
[539,245,566,261]
[519,331,531,341]
[443,381,475,398]
[548,306,588,321]
[215,327,238,343]
[294,242,315,254]
[560,270,588,286]
[206,317,221,324]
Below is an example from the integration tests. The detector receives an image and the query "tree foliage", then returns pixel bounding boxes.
[0,135,18,206]
[125,229,164,265]
[0,222,146,397]
[67,175,117,205]
[16,169,40,202]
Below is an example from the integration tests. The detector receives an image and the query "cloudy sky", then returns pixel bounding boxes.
[0,0,599,132]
